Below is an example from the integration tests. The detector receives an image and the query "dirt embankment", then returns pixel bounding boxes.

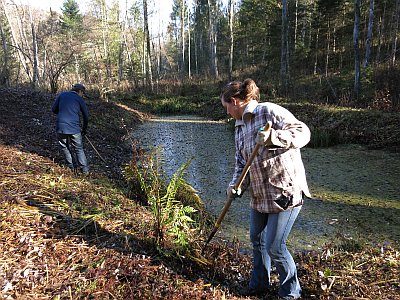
[283,102,400,151]
[0,87,149,178]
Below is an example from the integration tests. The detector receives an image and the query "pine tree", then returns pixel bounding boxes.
[60,0,83,34]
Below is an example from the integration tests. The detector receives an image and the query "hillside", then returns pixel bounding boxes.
[0,87,399,299]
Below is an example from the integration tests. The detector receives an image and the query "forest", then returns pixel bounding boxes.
[0,0,399,110]
[1,0,399,299]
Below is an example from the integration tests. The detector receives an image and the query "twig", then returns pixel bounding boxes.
[367,278,399,286]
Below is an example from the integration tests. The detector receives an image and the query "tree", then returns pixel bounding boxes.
[187,8,191,78]
[353,0,361,99]
[40,10,75,93]
[375,1,386,63]
[228,0,235,81]
[236,0,278,73]
[1,0,32,83]
[280,0,289,94]
[0,12,11,86]
[28,5,39,88]
[60,0,84,83]
[2,0,400,108]
[143,0,153,90]
[170,0,189,78]
[60,0,83,34]
[392,0,400,65]
[192,0,210,76]
[364,0,374,67]
[208,0,218,78]
[181,0,186,77]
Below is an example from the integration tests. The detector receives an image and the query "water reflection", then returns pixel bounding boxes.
[132,116,234,197]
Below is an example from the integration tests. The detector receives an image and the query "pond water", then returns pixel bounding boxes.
[132,115,400,252]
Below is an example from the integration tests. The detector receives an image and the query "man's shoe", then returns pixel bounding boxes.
[277,296,300,300]
[238,286,268,297]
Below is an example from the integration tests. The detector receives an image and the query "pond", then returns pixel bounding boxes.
[132,115,400,252]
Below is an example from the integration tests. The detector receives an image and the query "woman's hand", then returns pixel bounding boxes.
[256,129,272,146]
[226,185,242,198]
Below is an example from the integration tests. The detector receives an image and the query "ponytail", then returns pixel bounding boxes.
[221,78,260,104]
[242,78,260,103]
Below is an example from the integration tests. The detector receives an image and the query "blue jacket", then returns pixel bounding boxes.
[52,91,89,134]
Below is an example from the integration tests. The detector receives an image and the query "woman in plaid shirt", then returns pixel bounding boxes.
[221,79,311,299]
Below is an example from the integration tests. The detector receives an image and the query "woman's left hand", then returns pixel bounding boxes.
[256,129,272,146]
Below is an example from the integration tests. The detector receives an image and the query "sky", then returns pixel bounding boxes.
[18,0,229,35]
[18,0,175,34]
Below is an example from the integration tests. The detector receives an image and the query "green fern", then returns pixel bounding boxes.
[126,148,198,252]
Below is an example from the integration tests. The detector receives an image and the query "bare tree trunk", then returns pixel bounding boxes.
[294,0,298,49]
[181,0,185,78]
[314,27,319,75]
[1,0,32,82]
[142,24,146,86]
[187,8,191,79]
[74,53,80,82]
[364,0,374,67]
[156,1,162,80]
[333,27,336,54]
[325,20,330,77]
[280,0,289,94]
[194,31,198,75]
[354,0,361,99]
[157,33,161,80]
[208,0,218,78]
[28,6,39,88]
[99,0,111,79]
[0,17,10,86]
[143,0,153,91]
[118,20,125,81]
[392,0,400,65]
[376,1,386,62]
[228,0,234,81]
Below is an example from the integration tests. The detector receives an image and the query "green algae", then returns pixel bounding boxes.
[297,144,400,250]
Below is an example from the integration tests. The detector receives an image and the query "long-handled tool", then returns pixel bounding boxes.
[85,135,108,165]
[84,135,122,177]
[202,121,272,252]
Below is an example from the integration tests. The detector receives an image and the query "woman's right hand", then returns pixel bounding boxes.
[226,185,242,198]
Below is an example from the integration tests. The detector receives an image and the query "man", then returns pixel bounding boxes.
[52,83,89,174]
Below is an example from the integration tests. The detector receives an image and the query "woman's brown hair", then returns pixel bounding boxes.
[220,78,260,104]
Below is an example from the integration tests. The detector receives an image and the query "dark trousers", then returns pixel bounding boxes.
[57,133,89,173]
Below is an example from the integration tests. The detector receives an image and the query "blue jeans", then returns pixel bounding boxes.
[249,206,302,299]
[57,133,89,173]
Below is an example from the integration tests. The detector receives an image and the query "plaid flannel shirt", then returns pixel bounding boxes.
[230,100,311,213]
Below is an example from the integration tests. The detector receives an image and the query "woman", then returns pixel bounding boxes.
[220,79,311,299]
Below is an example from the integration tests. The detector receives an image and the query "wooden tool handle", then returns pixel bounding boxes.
[202,121,273,251]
